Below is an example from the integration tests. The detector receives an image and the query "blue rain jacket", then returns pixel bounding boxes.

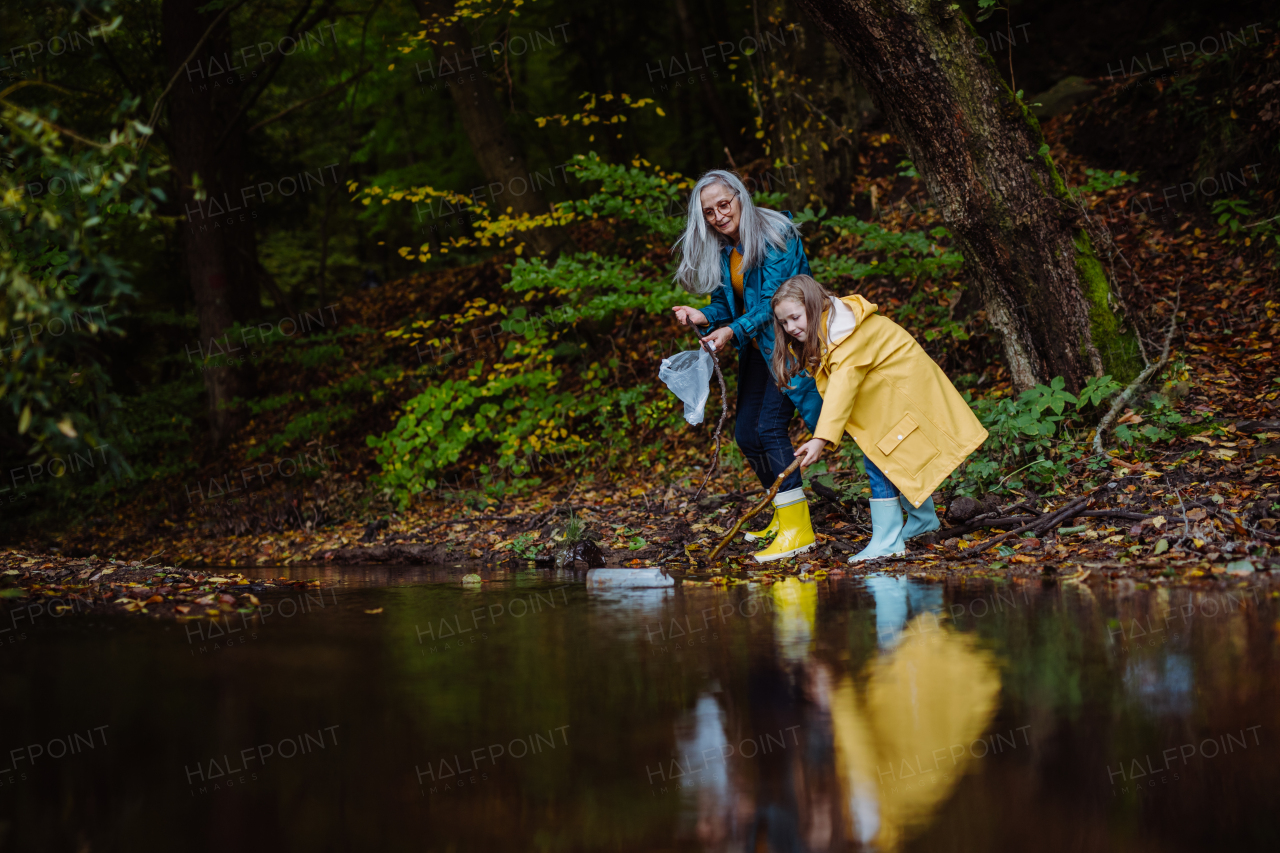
[698,214,823,431]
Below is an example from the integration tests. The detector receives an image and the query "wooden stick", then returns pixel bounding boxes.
[693,340,730,500]
[707,458,802,563]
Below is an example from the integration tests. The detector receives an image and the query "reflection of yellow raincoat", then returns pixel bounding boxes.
[830,615,1000,850]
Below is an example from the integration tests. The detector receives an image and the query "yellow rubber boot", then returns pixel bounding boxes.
[743,512,779,542]
[752,489,816,563]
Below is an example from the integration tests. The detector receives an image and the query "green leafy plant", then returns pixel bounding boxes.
[1069,168,1140,199]
[511,532,541,558]
[1212,197,1277,246]
[1,87,163,466]
[952,375,1122,495]
[1114,392,1185,445]
[807,217,964,282]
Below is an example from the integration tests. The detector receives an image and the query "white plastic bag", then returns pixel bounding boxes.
[659,348,716,425]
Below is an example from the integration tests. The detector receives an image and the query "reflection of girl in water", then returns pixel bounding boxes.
[828,614,1000,850]
[671,581,1000,851]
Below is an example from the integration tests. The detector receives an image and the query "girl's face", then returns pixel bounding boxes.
[774,298,808,342]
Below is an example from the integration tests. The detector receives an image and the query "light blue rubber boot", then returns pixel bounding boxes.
[900,495,942,541]
[849,498,907,562]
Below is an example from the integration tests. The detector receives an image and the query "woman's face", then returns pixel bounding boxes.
[775,298,808,342]
[700,184,741,242]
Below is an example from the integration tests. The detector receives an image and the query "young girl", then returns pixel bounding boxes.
[771,275,988,561]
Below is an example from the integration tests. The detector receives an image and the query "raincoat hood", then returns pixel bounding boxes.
[819,294,879,354]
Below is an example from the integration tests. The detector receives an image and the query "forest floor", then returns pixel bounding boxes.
[7,208,1274,624]
[6,75,1279,622]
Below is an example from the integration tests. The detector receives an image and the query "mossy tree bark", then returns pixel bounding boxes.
[792,0,1142,390]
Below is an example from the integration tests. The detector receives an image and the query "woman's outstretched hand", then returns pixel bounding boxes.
[795,438,828,468]
[700,327,734,352]
[672,306,708,326]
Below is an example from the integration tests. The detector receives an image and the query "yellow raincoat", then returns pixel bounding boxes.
[811,295,988,508]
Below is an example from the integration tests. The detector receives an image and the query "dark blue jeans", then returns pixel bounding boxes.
[735,345,802,493]
[864,453,901,499]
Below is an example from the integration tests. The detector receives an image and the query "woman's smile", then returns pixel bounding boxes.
[700,185,741,242]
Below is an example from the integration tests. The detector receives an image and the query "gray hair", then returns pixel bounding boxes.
[672,170,800,295]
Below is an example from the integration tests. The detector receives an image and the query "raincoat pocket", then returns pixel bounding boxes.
[875,414,939,479]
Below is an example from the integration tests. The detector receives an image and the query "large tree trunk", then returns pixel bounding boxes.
[410,0,571,257]
[792,0,1142,391]
[163,0,258,445]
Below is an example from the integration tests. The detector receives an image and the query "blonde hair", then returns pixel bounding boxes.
[770,274,839,390]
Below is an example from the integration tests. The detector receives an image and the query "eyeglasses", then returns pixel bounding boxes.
[702,191,739,221]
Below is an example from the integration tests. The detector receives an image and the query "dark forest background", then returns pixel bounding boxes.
[1,0,1276,550]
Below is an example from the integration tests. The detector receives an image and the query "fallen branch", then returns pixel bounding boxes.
[1077,509,1151,522]
[692,340,730,500]
[955,491,1099,558]
[936,515,1040,540]
[1094,283,1180,454]
[1032,493,1106,534]
[708,458,803,563]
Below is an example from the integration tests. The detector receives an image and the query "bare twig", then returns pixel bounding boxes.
[1002,500,1043,517]
[1170,487,1192,545]
[1094,283,1181,455]
[501,25,515,111]
[692,340,730,500]
[245,67,371,133]
[213,1,336,154]
[0,102,107,149]
[708,458,802,563]
[525,482,579,532]
[788,91,855,145]
[1076,509,1152,522]
[141,0,246,151]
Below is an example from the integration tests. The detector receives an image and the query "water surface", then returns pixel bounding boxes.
[1,569,1276,852]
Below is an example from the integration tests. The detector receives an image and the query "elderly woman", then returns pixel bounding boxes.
[671,170,822,563]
